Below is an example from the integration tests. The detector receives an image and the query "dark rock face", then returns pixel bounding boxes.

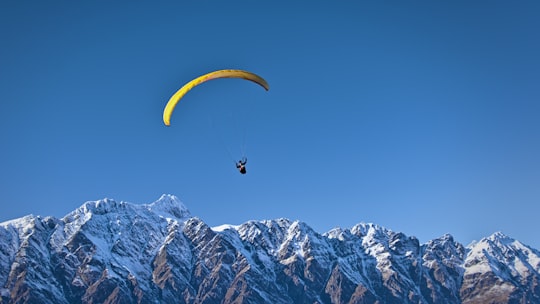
[1,195,539,303]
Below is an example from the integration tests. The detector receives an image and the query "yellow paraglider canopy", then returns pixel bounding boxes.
[163,69,269,126]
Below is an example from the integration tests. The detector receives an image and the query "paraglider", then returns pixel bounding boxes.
[163,69,269,126]
[236,157,248,174]
[162,69,269,174]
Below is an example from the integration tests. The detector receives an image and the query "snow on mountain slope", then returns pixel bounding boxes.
[461,232,540,303]
[1,194,539,303]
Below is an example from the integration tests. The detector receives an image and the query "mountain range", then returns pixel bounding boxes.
[1,194,539,303]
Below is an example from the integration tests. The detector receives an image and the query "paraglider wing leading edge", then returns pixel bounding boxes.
[162,69,269,126]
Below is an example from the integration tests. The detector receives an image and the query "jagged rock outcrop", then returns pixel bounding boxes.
[1,195,539,303]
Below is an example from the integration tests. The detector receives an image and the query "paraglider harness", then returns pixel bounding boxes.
[236,157,247,174]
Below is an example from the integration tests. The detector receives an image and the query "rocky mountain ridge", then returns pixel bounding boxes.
[1,194,539,303]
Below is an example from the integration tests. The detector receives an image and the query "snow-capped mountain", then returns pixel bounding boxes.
[1,195,539,303]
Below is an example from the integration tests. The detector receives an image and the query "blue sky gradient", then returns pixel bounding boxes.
[1,1,539,248]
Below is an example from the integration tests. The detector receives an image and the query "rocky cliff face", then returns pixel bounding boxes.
[1,195,539,303]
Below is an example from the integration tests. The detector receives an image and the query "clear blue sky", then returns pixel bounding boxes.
[1,1,539,248]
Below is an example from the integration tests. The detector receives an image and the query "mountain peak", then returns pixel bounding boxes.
[487,231,512,242]
[77,197,123,216]
[351,222,392,238]
[61,195,191,228]
[468,231,517,250]
[146,194,190,219]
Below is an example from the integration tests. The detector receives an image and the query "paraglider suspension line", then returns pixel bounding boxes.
[209,117,236,163]
[241,124,247,159]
